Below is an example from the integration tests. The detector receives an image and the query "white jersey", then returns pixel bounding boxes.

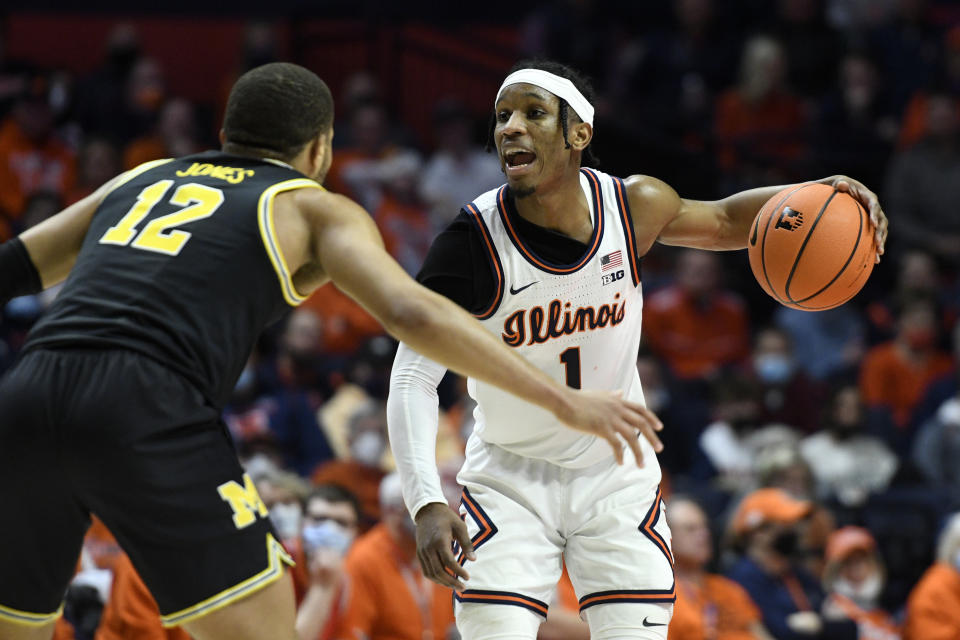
[463,168,652,468]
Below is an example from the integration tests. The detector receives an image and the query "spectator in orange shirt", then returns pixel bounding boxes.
[369,151,433,276]
[860,298,955,438]
[312,401,388,527]
[644,249,750,380]
[123,98,201,170]
[94,553,192,640]
[668,496,773,640]
[296,485,362,640]
[714,35,808,189]
[0,78,76,226]
[331,473,456,640]
[904,513,960,640]
[821,527,900,640]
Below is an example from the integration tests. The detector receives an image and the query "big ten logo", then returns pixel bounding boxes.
[217,473,269,529]
[602,270,625,286]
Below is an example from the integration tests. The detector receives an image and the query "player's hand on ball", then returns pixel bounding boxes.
[820,175,887,262]
[414,502,475,590]
[559,389,664,467]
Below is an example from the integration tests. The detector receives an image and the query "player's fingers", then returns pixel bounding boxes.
[617,421,645,467]
[439,545,470,584]
[634,415,664,453]
[622,400,663,430]
[602,428,624,465]
[427,546,464,590]
[418,547,445,586]
[452,517,476,561]
[433,550,466,590]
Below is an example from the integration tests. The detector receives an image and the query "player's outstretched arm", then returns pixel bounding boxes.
[626,174,887,261]
[306,190,663,463]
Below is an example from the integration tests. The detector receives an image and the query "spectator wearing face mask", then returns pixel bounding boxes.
[726,489,857,640]
[668,496,774,640]
[860,298,954,441]
[331,473,456,640]
[312,401,388,527]
[749,327,827,434]
[821,527,900,640]
[904,513,960,640]
[800,385,898,508]
[296,485,361,640]
[253,467,312,602]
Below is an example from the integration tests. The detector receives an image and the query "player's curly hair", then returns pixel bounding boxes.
[486,59,599,167]
[222,62,333,161]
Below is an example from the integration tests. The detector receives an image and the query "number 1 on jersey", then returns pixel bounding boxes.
[560,347,581,389]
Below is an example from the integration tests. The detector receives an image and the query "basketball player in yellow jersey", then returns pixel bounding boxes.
[390,60,888,639]
[0,64,662,640]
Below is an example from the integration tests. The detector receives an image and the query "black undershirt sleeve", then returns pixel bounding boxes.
[0,237,42,306]
[416,206,589,313]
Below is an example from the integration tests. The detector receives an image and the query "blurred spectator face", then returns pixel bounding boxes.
[256,477,303,543]
[829,386,864,440]
[739,36,786,102]
[753,328,797,385]
[897,302,938,351]
[302,493,359,556]
[432,100,473,153]
[714,380,761,431]
[14,95,53,142]
[840,55,878,113]
[347,404,387,468]
[637,355,670,413]
[377,151,422,201]
[676,250,719,298]
[927,95,959,140]
[674,0,713,33]
[668,500,713,569]
[241,21,277,70]
[758,446,815,499]
[127,58,165,113]
[79,138,121,188]
[21,192,62,230]
[105,23,141,72]
[283,309,323,358]
[159,98,196,146]
[351,103,388,154]
[342,72,381,114]
[898,251,938,293]
[379,473,416,545]
[825,528,885,606]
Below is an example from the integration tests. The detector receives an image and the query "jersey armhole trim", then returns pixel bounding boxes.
[98,158,175,203]
[0,602,64,627]
[159,533,295,627]
[464,203,504,319]
[257,178,324,307]
[613,177,642,287]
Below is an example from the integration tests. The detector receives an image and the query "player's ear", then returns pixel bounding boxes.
[568,120,592,152]
[218,129,227,145]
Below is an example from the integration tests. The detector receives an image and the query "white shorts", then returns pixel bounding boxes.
[453,433,675,626]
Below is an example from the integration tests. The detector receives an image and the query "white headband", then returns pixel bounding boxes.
[495,69,595,126]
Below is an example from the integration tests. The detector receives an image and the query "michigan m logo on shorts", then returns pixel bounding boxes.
[217,473,269,529]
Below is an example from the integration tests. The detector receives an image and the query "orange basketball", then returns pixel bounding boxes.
[747,183,875,311]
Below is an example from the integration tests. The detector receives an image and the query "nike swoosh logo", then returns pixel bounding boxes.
[642,617,666,627]
[509,281,538,295]
[750,216,760,246]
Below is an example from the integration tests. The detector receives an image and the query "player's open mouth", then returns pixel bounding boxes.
[504,149,537,176]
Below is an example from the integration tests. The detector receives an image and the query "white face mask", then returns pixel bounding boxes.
[351,431,385,467]
[269,502,302,541]
[302,520,354,556]
[833,573,883,607]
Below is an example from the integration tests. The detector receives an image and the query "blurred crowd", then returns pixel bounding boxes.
[2,0,960,639]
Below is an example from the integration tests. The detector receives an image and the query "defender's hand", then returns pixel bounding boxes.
[821,175,887,263]
[414,502,475,590]
[557,389,664,467]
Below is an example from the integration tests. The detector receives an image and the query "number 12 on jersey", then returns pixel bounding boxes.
[100,180,224,256]
[560,347,581,389]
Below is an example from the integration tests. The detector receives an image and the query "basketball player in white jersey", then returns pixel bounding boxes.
[387,60,888,639]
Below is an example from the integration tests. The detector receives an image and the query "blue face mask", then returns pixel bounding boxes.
[755,354,794,384]
[302,520,354,556]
